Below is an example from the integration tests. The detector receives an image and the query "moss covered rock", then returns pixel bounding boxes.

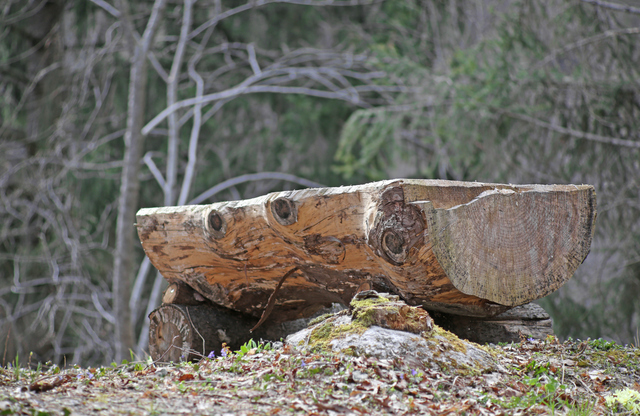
[286,291,497,374]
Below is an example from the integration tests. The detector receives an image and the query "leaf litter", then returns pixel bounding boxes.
[1,335,639,415]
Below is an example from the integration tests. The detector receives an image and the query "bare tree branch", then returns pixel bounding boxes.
[112,0,168,361]
[87,0,121,18]
[189,0,383,39]
[134,4,214,357]
[129,256,151,323]
[1,0,48,25]
[189,172,325,205]
[501,110,640,149]
[178,26,212,206]
[92,0,169,81]
[0,62,61,136]
[535,27,640,69]
[166,0,194,206]
[142,77,372,135]
[143,151,166,188]
[581,0,640,15]
[134,1,201,357]
[134,270,164,358]
[0,26,55,68]
[247,43,261,76]
[92,292,116,324]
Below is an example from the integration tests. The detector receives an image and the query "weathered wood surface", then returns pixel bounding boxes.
[137,179,596,322]
[430,302,554,344]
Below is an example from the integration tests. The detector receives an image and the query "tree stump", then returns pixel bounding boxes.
[137,179,595,324]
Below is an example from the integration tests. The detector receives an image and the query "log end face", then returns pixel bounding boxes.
[149,305,192,363]
[426,187,597,306]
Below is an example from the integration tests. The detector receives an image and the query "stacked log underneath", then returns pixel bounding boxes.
[430,303,554,344]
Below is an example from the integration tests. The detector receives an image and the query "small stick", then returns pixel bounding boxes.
[250,267,299,332]
[185,307,206,357]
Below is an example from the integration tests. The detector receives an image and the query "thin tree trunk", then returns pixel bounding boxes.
[133,0,195,359]
[166,0,194,207]
[113,0,167,361]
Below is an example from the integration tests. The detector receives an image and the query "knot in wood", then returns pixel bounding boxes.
[382,229,404,255]
[270,197,297,226]
[204,209,227,239]
[209,212,223,231]
[368,187,425,265]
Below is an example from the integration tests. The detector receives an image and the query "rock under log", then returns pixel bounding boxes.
[430,303,554,344]
[286,291,497,374]
[137,179,596,322]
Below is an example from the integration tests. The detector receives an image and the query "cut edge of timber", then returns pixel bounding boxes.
[419,185,596,306]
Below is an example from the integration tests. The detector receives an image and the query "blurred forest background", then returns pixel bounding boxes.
[1,0,639,366]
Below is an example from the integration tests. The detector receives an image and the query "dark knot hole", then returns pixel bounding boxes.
[273,198,292,219]
[208,212,223,231]
[383,230,404,255]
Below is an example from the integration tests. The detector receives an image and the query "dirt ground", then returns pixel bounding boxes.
[1,336,639,415]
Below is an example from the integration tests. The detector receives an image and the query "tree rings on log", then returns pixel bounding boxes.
[420,187,596,306]
[149,303,260,362]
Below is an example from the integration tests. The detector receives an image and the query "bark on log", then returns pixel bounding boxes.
[137,179,596,322]
[430,303,554,344]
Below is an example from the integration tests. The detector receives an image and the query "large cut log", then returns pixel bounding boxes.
[136,179,596,321]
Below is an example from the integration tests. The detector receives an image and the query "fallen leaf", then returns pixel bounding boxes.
[178,373,195,382]
[29,375,71,392]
